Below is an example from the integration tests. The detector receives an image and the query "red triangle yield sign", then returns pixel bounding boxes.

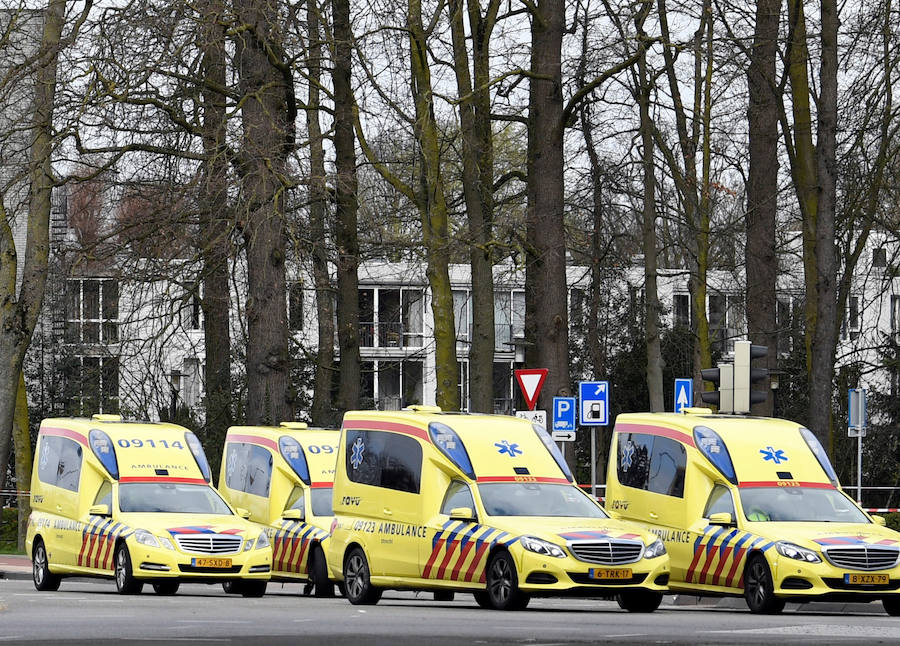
[515,368,548,411]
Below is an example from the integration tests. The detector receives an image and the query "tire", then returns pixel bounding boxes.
[343,547,382,605]
[743,555,784,614]
[114,543,144,595]
[884,597,900,616]
[485,551,530,610]
[222,580,242,595]
[616,589,663,613]
[433,590,455,602]
[32,540,61,592]
[309,547,335,598]
[152,581,180,595]
[240,580,267,598]
[473,591,492,609]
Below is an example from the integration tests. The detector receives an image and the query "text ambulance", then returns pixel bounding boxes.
[605,409,900,614]
[26,415,272,596]
[327,407,670,611]
[218,422,339,596]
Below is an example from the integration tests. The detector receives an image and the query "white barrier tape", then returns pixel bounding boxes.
[866,508,900,513]
[0,490,30,497]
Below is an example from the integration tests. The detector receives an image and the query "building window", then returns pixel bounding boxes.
[494,291,512,351]
[709,292,727,353]
[873,247,887,268]
[289,282,303,331]
[63,355,119,416]
[843,295,860,341]
[66,279,119,344]
[891,295,900,334]
[673,294,690,329]
[453,290,470,343]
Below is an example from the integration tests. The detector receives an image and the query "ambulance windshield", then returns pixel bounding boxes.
[740,487,869,523]
[479,483,607,518]
[119,483,233,515]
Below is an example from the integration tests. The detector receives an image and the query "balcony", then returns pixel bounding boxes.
[359,321,423,349]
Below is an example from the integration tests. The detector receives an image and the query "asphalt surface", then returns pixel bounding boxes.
[2,563,900,645]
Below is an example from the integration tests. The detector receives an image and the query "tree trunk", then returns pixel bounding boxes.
[409,0,460,410]
[13,371,31,552]
[197,0,232,471]
[525,0,571,458]
[449,0,499,413]
[636,25,664,412]
[309,0,336,425]
[746,0,781,416]
[233,0,293,425]
[0,0,65,484]
[333,0,361,414]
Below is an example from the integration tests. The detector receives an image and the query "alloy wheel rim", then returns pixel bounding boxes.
[347,554,365,599]
[748,562,766,606]
[34,546,45,584]
[116,549,126,588]
[489,558,511,604]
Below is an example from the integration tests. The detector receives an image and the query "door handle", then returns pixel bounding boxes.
[649,512,659,520]
[383,508,393,516]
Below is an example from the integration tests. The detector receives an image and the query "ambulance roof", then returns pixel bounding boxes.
[614,412,834,486]
[226,423,340,484]
[39,416,207,482]
[342,409,572,484]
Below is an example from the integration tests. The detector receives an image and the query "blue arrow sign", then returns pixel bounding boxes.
[553,397,576,432]
[579,381,609,426]
[674,378,693,413]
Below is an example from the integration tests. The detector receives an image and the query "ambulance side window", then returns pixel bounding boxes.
[37,436,83,493]
[703,485,735,518]
[284,485,304,513]
[346,430,422,494]
[225,442,273,497]
[647,437,686,497]
[617,433,652,490]
[93,481,113,508]
[440,481,474,514]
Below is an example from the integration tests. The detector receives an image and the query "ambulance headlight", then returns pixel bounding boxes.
[256,532,270,549]
[643,538,666,559]
[775,541,821,563]
[135,529,160,548]
[520,535,566,558]
[158,536,175,550]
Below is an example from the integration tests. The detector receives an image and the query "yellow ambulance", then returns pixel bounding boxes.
[326,407,670,611]
[605,409,900,615]
[26,415,272,596]
[218,422,339,596]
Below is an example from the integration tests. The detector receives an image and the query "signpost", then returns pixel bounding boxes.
[674,378,693,413]
[552,397,576,441]
[848,388,867,503]
[516,409,547,429]
[579,381,610,497]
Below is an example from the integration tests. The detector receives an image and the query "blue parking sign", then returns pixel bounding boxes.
[579,381,609,426]
[553,397,576,432]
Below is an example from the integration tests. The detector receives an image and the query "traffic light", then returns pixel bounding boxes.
[733,340,768,414]
[700,363,733,413]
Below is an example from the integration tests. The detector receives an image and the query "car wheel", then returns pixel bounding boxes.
[32,540,61,592]
[222,580,243,594]
[114,543,144,595]
[884,596,900,616]
[744,555,784,614]
[240,580,267,598]
[152,581,180,595]
[433,590,455,602]
[485,551,530,610]
[343,546,382,605]
[616,589,663,613]
[309,547,335,598]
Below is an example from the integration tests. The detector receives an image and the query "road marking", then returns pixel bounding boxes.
[706,625,898,638]
[174,620,250,624]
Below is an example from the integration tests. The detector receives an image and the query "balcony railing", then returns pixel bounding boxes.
[359,321,423,348]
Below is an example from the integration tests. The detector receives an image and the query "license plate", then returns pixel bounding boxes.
[589,568,632,580]
[192,557,232,568]
[844,573,888,585]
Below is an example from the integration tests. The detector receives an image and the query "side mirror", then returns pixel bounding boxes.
[449,507,476,523]
[89,504,111,517]
[871,514,886,527]
[235,507,252,520]
[282,508,304,521]
[708,512,735,526]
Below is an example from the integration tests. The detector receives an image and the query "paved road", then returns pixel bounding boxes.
[1,578,899,645]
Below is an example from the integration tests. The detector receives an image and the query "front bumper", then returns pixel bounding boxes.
[130,540,272,581]
[772,555,900,600]
[514,547,670,595]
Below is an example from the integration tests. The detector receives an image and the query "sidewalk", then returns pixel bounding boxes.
[0,554,31,581]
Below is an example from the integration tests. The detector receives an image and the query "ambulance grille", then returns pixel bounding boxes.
[823,546,899,571]
[567,540,644,565]
[174,535,243,554]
